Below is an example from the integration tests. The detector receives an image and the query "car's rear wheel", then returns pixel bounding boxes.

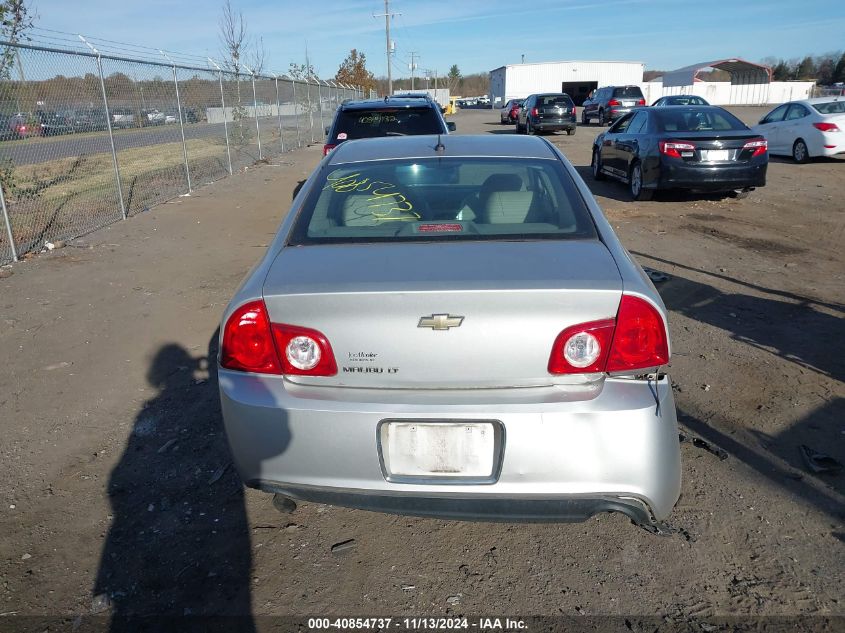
[629,162,653,201]
[526,119,534,135]
[598,109,606,126]
[581,111,589,125]
[792,139,810,163]
[566,129,574,136]
[591,148,605,181]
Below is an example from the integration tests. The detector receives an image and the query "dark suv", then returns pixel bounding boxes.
[516,93,576,135]
[323,96,455,156]
[582,85,646,126]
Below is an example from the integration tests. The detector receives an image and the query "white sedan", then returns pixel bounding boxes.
[753,97,844,163]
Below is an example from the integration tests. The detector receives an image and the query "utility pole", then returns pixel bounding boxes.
[373,0,400,96]
[409,52,418,91]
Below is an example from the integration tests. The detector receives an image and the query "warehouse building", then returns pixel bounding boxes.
[489,60,644,106]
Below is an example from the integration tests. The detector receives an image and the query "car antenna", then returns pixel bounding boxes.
[434,134,445,153]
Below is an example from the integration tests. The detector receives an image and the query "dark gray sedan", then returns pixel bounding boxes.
[218,134,681,527]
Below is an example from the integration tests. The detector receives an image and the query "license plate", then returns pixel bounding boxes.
[382,421,496,478]
[702,149,729,161]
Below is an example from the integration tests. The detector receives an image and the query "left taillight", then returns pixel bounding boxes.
[531,107,539,117]
[742,137,767,157]
[659,140,696,159]
[221,300,282,374]
[271,323,337,376]
[323,143,336,156]
[220,300,337,376]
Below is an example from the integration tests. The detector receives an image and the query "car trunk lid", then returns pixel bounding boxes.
[262,241,623,389]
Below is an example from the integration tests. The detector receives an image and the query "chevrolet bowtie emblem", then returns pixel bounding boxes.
[418,314,464,331]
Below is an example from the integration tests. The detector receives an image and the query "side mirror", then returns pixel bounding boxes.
[447,121,456,132]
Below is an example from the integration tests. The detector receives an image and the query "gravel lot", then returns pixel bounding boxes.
[0,107,843,630]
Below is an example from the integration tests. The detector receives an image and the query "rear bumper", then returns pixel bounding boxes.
[254,482,657,524]
[532,118,576,132]
[657,159,767,191]
[608,108,635,121]
[219,372,682,523]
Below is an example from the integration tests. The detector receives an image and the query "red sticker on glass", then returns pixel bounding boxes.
[417,223,463,233]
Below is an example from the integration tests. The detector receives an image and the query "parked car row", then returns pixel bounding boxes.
[1,106,203,140]
[495,85,841,200]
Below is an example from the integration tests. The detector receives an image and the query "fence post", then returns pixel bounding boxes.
[163,52,191,193]
[306,78,314,143]
[317,80,325,139]
[274,75,285,153]
[0,181,18,262]
[209,59,233,175]
[82,37,127,220]
[292,78,301,148]
[245,67,262,160]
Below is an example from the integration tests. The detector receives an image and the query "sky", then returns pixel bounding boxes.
[26,0,845,80]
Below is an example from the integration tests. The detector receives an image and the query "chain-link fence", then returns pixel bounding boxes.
[0,41,363,265]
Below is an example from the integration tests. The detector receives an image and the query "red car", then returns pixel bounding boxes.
[7,114,41,139]
[499,99,523,124]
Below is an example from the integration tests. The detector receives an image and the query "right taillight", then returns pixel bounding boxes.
[606,295,669,372]
[323,144,336,156]
[548,295,669,374]
[742,137,768,157]
[813,122,841,132]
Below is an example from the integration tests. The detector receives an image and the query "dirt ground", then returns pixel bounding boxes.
[0,107,843,631]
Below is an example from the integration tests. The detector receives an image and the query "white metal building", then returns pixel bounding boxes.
[489,61,644,106]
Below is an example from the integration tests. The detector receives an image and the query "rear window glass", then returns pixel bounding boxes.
[537,95,573,107]
[654,109,747,132]
[811,100,845,114]
[330,108,443,142]
[289,158,598,245]
[664,96,708,106]
[613,87,644,99]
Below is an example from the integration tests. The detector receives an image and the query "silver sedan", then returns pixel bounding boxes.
[218,134,681,527]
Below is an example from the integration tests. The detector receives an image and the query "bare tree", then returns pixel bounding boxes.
[1,0,35,80]
[218,0,246,75]
[249,35,266,75]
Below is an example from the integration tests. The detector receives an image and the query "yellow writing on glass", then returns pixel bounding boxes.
[359,114,397,124]
[325,172,420,222]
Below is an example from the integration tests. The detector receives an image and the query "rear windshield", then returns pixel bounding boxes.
[613,86,644,99]
[811,100,845,114]
[654,109,748,132]
[330,108,443,142]
[664,96,708,106]
[537,94,574,107]
[289,158,598,245]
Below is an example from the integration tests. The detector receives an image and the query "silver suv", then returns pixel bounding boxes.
[582,85,646,126]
